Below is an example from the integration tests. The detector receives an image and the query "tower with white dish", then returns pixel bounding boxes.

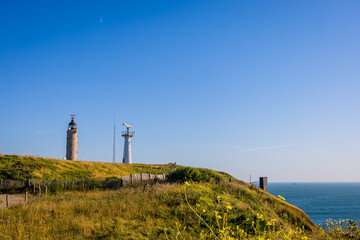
[122,123,134,163]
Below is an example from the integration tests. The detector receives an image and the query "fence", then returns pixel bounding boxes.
[0,179,25,190]
[0,173,168,193]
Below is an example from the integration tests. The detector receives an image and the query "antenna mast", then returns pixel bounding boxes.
[113,116,116,163]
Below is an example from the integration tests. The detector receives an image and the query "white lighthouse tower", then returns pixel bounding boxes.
[122,123,134,164]
[66,115,78,160]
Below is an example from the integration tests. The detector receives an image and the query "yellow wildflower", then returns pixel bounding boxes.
[278,195,286,201]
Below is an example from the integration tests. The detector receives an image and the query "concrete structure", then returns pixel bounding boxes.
[121,123,134,164]
[259,177,268,192]
[66,115,78,160]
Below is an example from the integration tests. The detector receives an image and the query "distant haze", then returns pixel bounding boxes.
[1,1,360,182]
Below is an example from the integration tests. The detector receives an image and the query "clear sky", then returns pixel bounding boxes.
[1,1,360,182]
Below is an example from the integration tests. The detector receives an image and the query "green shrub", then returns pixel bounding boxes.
[167,167,223,183]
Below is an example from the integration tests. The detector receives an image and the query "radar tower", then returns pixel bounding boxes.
[121,123,134,164]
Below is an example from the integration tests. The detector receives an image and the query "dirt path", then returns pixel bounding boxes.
[0,194,25,209]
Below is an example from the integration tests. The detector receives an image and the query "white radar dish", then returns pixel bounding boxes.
[123,123,132,128]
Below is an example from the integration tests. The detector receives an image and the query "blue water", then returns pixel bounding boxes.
[268,182,360,225]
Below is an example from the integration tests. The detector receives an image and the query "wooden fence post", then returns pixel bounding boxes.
[130,174,133,184]
[140,173,143,184]
[33,183,36,194]
[45,185,48,197]
[25,191,28,202]
[38,184,41,197]
[26,179,30,188]
[6,195,9,207]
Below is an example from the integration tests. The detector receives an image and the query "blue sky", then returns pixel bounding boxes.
[1,1,360,182]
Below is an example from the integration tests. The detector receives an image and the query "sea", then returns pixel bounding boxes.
[267,182,360,225]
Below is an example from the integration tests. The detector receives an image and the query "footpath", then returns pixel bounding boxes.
[0,194,25,209]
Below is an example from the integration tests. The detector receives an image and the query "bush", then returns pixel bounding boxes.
[167,167,223,183]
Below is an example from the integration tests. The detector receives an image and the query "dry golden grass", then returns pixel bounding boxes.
[0,154,174,180]
[0,179,324,240]
[1,155,358,239]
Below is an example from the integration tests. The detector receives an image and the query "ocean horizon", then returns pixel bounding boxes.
[267,182,360,225]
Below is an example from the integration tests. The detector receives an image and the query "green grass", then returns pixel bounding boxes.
[2,180,356,239]
[0,180,321,240]
[0,154,175,180]
[1,154,359,239]
[167,166,227,183]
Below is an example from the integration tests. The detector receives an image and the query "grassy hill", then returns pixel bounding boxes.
[0,179,321,239]
[0,154,174,180]
[0,154,358,239]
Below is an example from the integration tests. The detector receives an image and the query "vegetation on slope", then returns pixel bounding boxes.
[1,155,359,239]
[0,176,322,239]
[167,166,230,183]
[0,154,174,180]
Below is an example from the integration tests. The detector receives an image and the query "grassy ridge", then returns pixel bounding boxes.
[1,154,358,239]
[0,154,174,180]
[0,180,320,239]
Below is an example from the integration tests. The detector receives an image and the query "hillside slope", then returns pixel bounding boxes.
[0,180,320,239]
[4,154,347,239]
[0,156,322,239]
[0,154,174,180]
